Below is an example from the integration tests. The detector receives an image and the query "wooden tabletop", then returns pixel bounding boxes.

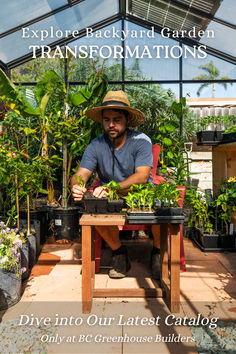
[80,214,126,226]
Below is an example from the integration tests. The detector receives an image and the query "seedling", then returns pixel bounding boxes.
[75,175,85,187]
[104,180,121,201]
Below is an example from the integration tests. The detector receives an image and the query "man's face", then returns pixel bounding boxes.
[102,109,128,139]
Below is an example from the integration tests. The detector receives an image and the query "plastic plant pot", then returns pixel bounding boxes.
[107,200,123,213]
[53,207,81,241]
[154,207,182,216]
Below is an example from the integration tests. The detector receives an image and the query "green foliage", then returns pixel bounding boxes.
[104,181,121,201]
[123,182,180,211]
[0,68,39,117]
[75,175,85,187]
[214,178,236,232]
[186,188,214,233]
[193,60,233,97]
[197,115,236,131]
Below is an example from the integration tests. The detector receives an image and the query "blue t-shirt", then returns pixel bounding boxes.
[79,129,153,185]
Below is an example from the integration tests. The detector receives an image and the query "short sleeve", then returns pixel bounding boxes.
[134,134,153,169]
[79,142,97,172]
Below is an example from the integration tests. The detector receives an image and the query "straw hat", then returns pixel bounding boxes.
[86,90,145,127]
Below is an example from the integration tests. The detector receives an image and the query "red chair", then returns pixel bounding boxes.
[91,145,186,273]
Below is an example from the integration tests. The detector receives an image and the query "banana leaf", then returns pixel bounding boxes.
[0,68,39,116]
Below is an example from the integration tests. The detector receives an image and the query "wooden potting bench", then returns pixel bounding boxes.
[80,214,184,314]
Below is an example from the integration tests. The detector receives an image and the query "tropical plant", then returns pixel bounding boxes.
[214,177,236,234]
[193,60,233,97]
[186,188,214,233]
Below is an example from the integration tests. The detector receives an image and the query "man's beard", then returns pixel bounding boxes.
[108,128,127,139]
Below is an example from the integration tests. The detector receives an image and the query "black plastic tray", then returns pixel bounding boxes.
[126,215,185,224]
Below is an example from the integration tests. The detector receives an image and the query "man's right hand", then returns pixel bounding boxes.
[71,185,87,201]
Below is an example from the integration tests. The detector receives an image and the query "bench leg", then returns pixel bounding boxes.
[169,224,180,313]
[82,225,93,313]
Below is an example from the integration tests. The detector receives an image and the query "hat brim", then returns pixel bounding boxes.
[86,105,145,127]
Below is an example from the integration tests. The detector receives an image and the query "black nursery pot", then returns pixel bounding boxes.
[197,130,224,145]
[27,234,37,269]
[155,207,182,216]
[107,200,123,213]
[20,209,47,245]
[53,207,81,241]
[221,132,236,144]
[41,205,59,239]
[84,198,108,214]
[0,266,22,311]
[20,239,30,280]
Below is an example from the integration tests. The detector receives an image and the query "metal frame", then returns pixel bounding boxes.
[0,0,235,68]
[0,0,85,38]
[7,14,122,69]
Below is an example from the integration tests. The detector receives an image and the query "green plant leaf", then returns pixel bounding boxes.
[163,137,172,146]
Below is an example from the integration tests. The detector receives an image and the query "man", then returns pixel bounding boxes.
[71,90,160,279]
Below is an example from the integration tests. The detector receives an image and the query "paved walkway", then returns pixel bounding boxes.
[1,237,236,353]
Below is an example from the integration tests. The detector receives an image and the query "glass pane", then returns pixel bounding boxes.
[214,0,236,26]
[0,0,67,33]
[183,48,236,80]
[162,84,180,99]
[183,82,236,99]
[124,21,179,81]
[11,55,64,82]
[67,21,122,82]
[0,0,119,63]
[200,21,236,58]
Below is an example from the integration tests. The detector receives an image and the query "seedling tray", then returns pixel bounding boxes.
[154,207,182,216]
[107,200,123,213]
[126,214,185,224]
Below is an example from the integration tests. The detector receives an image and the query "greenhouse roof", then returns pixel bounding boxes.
[0,0,235,70]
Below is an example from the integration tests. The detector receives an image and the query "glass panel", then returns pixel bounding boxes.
[0,0,67,33]
[162,84,180,99]
[0,0,119,63]
[67,21,122,82]
[214,0,236,26]
[124,21,179,81]
[200,21,236,58]
[183,48,236,80]
[183,82,236,99]
[11,55,64,82]
[108,84,122,91]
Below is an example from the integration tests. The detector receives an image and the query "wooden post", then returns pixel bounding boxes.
[27,195,31,236]
[15,174,20,230]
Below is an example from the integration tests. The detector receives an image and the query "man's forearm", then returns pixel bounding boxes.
[71,167,91,187]
[119,172,149,190]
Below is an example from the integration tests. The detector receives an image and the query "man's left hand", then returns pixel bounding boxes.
[93,186,108,198]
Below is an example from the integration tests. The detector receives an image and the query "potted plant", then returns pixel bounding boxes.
[153,182,182,216]
[186,188,219,249]
[196,115,236,145]
[124,183,157,223]
[82,175,108,214]
[214,177,236,248]
[196,115,224,145]
[104,180,123,213]
[221,124,236,144]
[0,221,26,310]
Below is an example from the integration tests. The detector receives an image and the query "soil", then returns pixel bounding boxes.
[84,191,96,199]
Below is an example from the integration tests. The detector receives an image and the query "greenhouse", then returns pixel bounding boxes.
[0,1,236,353]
